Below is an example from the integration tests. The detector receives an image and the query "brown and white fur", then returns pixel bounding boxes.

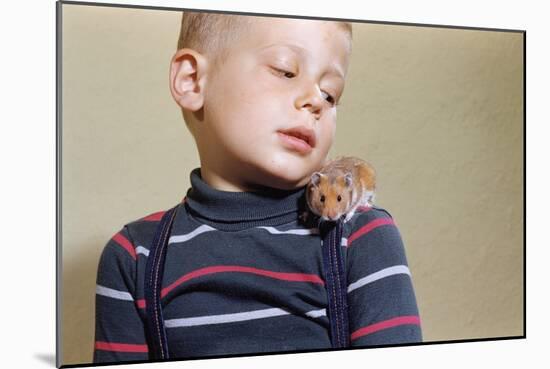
[304,156,376,223]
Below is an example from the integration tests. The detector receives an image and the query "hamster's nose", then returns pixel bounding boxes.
[326,211,340,221]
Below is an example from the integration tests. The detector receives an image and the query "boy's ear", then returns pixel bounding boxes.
[169,48,209,112]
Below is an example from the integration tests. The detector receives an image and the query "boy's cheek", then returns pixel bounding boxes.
[323,119,337,144]
[315,130,335,160]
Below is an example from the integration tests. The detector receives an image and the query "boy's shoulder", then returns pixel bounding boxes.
[122,197,186,233]
[125,209,167,228]
[105,203,180,254]
[121,208,171,244]
[344,205,400,247]
[349,205,395,228]
[100,209,168,261]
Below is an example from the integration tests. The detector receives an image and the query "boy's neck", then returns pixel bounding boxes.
[200,166,251,192]
[184,168,310,231]
[200,165,290,193]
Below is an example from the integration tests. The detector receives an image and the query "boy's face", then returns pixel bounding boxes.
[186,17,351,191]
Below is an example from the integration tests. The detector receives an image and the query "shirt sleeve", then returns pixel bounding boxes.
[93,225,149,363]
[345,207,422,346]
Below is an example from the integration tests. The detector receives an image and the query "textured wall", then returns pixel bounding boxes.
[60,4,523,366]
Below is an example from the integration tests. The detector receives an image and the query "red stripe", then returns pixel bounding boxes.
[356,206,373,213]
[162,265,324,296]
[95,341,148,353]
[112,232,136,260]
[136,265,324,309]
[351,316,421,341]
[347,218,395,247]
[140,211,166,222]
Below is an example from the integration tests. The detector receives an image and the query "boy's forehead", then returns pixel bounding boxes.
[240,17,351,70]
[246,17,347,47]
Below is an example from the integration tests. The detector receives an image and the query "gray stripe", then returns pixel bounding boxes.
[347,265,411,293]
[135,246,149,257]
[169,224,217,244]
[96,285,134,301]
[305,308,326,318]
[165,307,326,328]
[257,226,320,235]
[165,307,289,328]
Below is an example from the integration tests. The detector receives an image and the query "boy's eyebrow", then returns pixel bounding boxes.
[258,43,345,80]
[259,43,305,55]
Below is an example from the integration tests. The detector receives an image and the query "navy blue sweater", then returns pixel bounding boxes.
[93,168,422,363]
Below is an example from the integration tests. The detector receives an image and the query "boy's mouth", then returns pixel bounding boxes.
[277,126,317,149]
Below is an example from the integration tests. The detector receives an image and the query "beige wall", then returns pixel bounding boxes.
[60,4,524,366]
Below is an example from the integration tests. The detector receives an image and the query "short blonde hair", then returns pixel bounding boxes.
[177,11,353,65]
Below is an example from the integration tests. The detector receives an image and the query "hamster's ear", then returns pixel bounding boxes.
[310,172,323,187]
[169,48,209,112]
[344,173,353,187]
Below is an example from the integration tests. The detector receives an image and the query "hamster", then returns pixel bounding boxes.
[305,156,376,223]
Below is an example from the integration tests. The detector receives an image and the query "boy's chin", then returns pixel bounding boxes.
[255,161,313,190]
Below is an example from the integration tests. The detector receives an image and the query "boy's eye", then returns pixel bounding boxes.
[321,91,337,106]
[273,67,340,107]
[273,67,296,79]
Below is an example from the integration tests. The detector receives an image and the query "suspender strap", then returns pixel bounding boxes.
[144,203,180,360]
[320,219,350,348]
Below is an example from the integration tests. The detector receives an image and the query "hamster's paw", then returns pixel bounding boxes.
[343,210,356,223]
[368,192,376,206]
[361,191,375,205]
[299,210,310,223]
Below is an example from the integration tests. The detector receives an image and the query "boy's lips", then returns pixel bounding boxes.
[277,126,316,155]
[277,126,317,154]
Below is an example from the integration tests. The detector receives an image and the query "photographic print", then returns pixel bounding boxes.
[57,1,524,366]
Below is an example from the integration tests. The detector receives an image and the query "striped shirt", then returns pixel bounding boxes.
[93,168,422,363]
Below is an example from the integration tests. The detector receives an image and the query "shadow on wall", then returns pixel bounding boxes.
[62,239,105,366]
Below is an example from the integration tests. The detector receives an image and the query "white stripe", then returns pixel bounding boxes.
[347,265,411,293]
[96,285,134,301]
[325,238,348,247]
[165,307,326,328]
[165,307,289,328]
[135,246,149,257]
[305,308,327,318]
[257,226,320,235]
[169,224,217,244]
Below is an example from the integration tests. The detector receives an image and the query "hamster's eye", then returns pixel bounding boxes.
[337,195,342,202]
[320,195,325,203]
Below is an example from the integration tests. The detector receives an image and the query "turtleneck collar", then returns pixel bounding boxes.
[183,168,308,231]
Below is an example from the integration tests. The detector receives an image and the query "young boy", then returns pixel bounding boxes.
[93,12,422,364]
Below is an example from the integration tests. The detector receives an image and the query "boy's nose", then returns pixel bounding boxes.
[295,85,324,117]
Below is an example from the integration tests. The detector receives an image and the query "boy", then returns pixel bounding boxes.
[93,12,422,364]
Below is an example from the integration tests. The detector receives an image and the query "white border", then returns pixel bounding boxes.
[2,0,543,368]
